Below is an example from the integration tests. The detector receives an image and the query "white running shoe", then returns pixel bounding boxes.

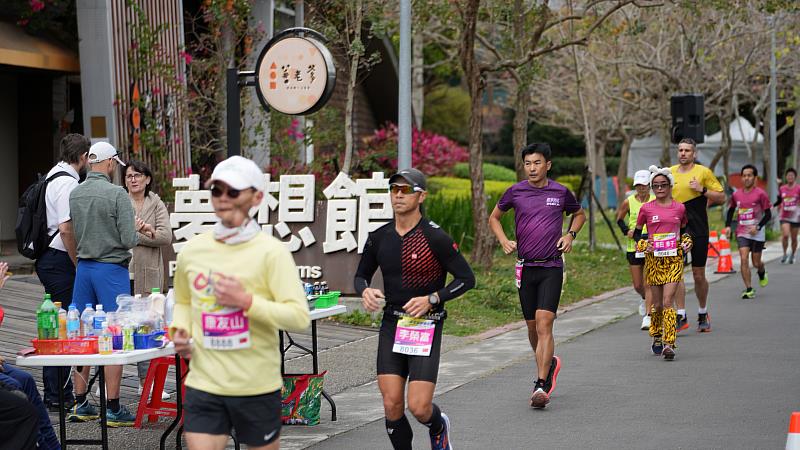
[137,385,171,400]
[641,315,651,331]
[638,299,646,316]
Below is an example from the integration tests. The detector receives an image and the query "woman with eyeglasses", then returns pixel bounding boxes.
[633,166,693,361]
[123,160,172,396]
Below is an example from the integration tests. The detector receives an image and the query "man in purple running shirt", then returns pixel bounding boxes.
[489,143,586,409]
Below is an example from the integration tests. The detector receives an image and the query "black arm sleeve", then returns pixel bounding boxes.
[633,228,643,242]
[774,196,782,208]
[617,218,629,236]
[354,234,379,296]
[725,206,735,228]
[429,233,476,303]
[758,208,772,229]
[680,226,687,236]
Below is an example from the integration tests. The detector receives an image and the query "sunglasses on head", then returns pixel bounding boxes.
[389,184,418,195]
[210,184,250,198]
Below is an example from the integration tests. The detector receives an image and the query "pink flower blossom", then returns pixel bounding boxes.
[179,51,192,65]
[30,0,44,12]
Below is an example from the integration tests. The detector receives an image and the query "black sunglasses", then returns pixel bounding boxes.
[210,184,250,199]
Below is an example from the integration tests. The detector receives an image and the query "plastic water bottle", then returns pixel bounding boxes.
[67,305,80,338]
[122,325,135,351]
[98,322,113,355]
[80,304,95,337]
[164,290,175,327]
[93,305,106,335]
[149,288,166,329]
[55,301,67,340]
[36,294,58,340]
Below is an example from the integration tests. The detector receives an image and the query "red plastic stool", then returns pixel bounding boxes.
[134,356,188,428]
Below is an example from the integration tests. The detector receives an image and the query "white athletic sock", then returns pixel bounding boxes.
[698,307,707,314]
[677,309,686,317]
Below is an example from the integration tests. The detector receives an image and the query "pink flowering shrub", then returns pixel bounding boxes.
[361,123,469,176]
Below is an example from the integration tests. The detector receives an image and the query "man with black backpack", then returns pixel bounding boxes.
[29,133,90,410]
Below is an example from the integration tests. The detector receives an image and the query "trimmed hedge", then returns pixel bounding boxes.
[453,162,518,182]
[426,177,516,250]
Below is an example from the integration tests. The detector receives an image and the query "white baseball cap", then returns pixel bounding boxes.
[88,142,126,166]
[207,156,265,192]
[633,170,650,186]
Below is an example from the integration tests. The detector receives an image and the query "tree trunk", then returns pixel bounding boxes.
[793,104,800,171]
[459,0,492,269]
[660,121,672,167]
[572,44,595,249]
[617,132,632,200]
[596,138,608,209]
[709,115,731,173]
[763,112,771,187]
[342,0,363,175]
[511,0,527,181]
[220,19,234,152]
[512,80,528,181]
[412,20,425,130]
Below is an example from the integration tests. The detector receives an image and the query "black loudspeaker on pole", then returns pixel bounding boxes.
[671,94,704,144]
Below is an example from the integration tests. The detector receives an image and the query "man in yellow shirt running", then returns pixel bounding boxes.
[170,156,310,450]
[670,138,725,333]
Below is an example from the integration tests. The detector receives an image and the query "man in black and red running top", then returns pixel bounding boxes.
[355,168,475,450]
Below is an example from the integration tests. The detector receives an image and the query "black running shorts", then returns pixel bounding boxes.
[518,266,563,319]
[626,251,645,266]
[184,387,281,446]
[736,237,765,253]
[690,235,709,267]
[780,220,800,229]
[377,314,444,383]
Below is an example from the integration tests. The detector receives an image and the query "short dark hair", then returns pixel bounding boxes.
[59,133,90,164]
[741,164,758,177]
[678,138,696,148]
[521,143,552,161]
[123,159,154,197]
[786,168,797,177]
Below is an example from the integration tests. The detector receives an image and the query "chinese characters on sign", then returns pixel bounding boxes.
[169,172,393,291]
[257,36,332,115]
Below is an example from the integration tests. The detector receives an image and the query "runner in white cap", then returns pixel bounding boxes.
[616,170,655,330]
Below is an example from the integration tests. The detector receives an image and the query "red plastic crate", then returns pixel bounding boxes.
[32,337,99,355]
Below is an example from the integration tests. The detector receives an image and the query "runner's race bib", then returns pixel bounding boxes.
[738,207,756,225]
[393,316,435,356]
[202,308,251,351]
[652,232,678,257]
[784,197,797,212]
[515,259,524,289]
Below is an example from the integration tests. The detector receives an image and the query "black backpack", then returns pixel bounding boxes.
[15,171,72,259]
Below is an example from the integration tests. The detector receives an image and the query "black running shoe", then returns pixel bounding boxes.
[543,356,562,395]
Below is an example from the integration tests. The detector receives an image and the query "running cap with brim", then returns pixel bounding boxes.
[88,141,126,166]
[389,168,427,192]
[207,155,265,192]
[633,170,650,186]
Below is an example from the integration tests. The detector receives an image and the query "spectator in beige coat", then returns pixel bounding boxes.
[124,160,172,395]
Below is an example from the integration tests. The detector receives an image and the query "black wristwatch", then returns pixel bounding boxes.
[428,292,440,306]
[568,231,577,239]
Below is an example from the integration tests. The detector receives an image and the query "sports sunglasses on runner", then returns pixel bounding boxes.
[210,184,252,198]
[389,183,419,195]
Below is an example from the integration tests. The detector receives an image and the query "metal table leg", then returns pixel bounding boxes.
[99,367,108,450]
[160,355,184,450]
[57,367,67,448]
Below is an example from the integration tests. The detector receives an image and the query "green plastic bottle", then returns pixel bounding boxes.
[37,294,58,340]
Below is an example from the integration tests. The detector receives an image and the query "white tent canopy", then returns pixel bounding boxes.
[627,117,765,178]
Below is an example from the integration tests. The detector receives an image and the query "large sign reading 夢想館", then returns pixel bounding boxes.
[254,29,336,116]
[169,172,391,295]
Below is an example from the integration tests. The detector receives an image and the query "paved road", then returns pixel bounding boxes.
[312,259,800,449]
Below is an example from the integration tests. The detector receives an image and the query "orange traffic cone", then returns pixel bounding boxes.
[715,231,736,274]
[708,230,720,258]
[787,412,800,450]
